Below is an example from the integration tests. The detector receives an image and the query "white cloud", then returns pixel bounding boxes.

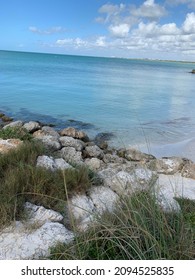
[52,6,195,60]
[131,0,167,21]
[109,23,130,37]
[166,0,195,9]
[95,36,107,47]
[56,38,90,49]
[182,12,195,33]
[29,26,66,35]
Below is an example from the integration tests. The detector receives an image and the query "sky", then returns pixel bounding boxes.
[0,0,195,60]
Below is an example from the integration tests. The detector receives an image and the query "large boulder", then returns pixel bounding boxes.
[34,135,61,151]
[36,155,72,171]
[65,194,95,231]
[102,168,157,196]
[153,174,195,212]
[118,148,155,162]
[0,203,74,260]
[84,157,103,171]
[89,186,119,215]
[0,138,23,154]
[3,120,23,129]
[60,127,89,142]
[59,136,84,151]
[148,157,184,175]
[60,147,83,164]
[66,186,119,231]
[181,162,195,180]
[23,121,41,133]
[84,145,104,159]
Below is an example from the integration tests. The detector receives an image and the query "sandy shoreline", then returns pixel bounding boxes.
[137,137,195,162]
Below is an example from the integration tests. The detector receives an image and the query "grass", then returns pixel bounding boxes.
[49,191,195,260]
[0,141,94,229]
[0,126,33,141]
[0,127,194,260]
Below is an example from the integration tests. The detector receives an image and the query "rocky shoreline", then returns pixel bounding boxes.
[0,115,195,259]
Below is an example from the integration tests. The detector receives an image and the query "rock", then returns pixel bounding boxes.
[54,158,73,170]
[103,168,157,196]
[34,135,61,151]
[190,69,195,74]
[84,145,104,159]
[66,194,95,231]
[59,136,84,151]
[103,153,126,164]
[94,132,114,149]
[66,186,119,231]
[181,162,195,180]
[23,121,41,133]
[153,174,195,212]
[1,115,13,122]
[37,155,56,171]
[148,157,184,175]
[36,155,72,171]
[3,120,24,129]
[41,126,60,140]
[118,148,155,162]
[0,221,74,260]
[89,186,119,215]
[60,147,83,164]
[24,202,63,224]
[84,158,103,171]
[0,138,23,154]
[33,127,61,151]
[60,127,89,142]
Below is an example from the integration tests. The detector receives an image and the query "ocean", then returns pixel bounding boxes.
[1,50,195,158]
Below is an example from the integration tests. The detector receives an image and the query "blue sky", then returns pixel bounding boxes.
[0,0,195,60]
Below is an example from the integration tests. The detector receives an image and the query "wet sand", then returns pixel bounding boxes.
[138,137,195,162]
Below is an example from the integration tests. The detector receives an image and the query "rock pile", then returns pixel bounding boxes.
[0,117,195,259]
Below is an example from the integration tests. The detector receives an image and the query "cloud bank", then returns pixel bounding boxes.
[33,0,195,60]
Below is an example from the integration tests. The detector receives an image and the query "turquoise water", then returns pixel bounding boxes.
[0,50,195,150]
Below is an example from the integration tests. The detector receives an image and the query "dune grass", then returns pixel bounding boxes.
[49,191,195,260]
[0,141,94,229]
[0,127,194,260]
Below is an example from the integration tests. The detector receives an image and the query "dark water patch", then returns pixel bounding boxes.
[161,117,190,126]
[0,108,97,131]
[94,132,115,143]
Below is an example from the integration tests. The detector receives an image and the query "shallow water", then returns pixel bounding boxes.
[1,50,195,156]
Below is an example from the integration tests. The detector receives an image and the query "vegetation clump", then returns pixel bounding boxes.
[49,192,195,260]
[0,126,32,141]
[0,141,93,229]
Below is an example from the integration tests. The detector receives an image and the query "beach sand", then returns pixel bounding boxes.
[138,137,195,162]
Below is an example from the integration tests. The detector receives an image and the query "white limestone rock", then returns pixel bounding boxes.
[84,157,103,171]
[36,155,56,171]
[23,121,41,133]
[0,221,74,260]
[102,168,157,196]
[35,135,61,151]
[41,126,60,140]
[153,174,195,212]
[3,120,24,129]
[61,147,83,164]
[85,145,104,159]
[59,136,84,151]
[24,202,64,225]
[66,194,95,224]
[36,155,72,171]
[148,157,184,175]
[89,186,119,215]
[54,158,73,170]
